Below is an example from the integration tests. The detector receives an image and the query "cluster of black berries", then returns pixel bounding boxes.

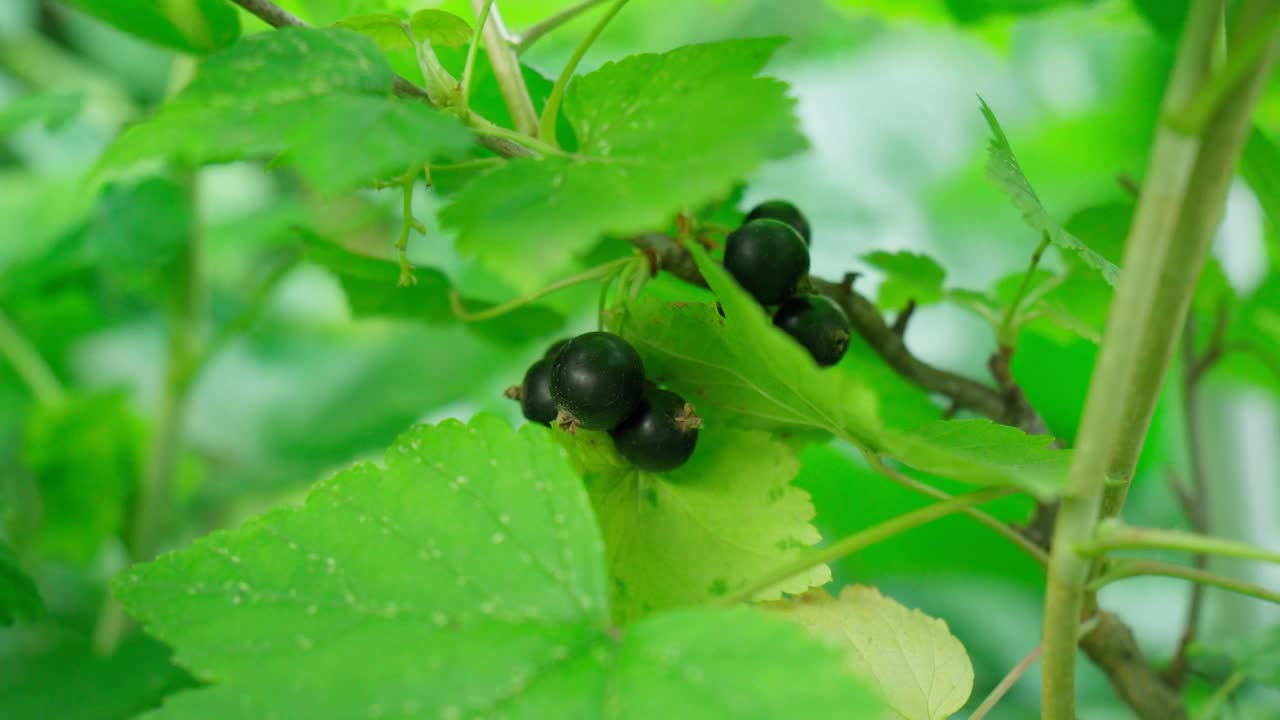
[725,200,852,367]
[509,332,701,472]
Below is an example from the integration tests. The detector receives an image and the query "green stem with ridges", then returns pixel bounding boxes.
[1090,559,1280,605]
[1039,1,1279,716]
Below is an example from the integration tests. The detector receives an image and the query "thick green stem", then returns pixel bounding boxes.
[1039,1,1279,716]
[716,486,1014,607]
[470,0,540,136]
[0,310,66,405]
[538,0,628,143]
[1090,559,1280,605]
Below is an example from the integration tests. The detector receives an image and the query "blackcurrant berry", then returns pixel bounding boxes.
[723,219,809,306]
[610,387,701,472]
[773,294,851,367]
[550,331,645,431]
[506,358,558,426]
[745,199,811,246]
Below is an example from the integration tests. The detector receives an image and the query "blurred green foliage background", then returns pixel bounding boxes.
[1,0,1278,718]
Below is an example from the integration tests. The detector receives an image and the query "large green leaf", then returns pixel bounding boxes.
[560,427,830,624]
[63,0,240,54]
[883,419,1069,498]
[980,99,1120,285]
[98,28,471,193]
[116,415,882,718]
[441,38,805,292]
[772,586,974,720]
[0,542,43,626]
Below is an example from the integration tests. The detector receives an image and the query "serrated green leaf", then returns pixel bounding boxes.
[0,542,43,626]
[629,244,1064,495]
[618,245,882,446]
[0,92,82,137]
[303,231,563,345]
[0,633,192,720]
[979,98,1120,286]
[336,10,471,51]
[85,177,189,272]
[884,419,1069,498]
[116,415,882,719]
[560,426,830,624]
[63,0,240,53]
[772,586,974,720]
[442,38,805,293]
[862,250,947,308]
[410,9,472,48]
[334,12,411,50]
[23,392,144,564]
[98,28,472,193]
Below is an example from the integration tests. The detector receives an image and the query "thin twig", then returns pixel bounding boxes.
[0,309,66,405]
[890,299,916,336]
[970,644,1043,720]
[1080,520,1280,564]
[539,0,628,142]
[716,486,1015,607]
[865,455,1049,568]
[514,0,612,52]
[1166,309,1225,686]
[1090,559,1280,605]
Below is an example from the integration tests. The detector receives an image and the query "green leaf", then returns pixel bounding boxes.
[1242,127,1280,230]
[98,28,472,194]
[117,415,882,718]
[410,9,473,48]
[979,98,1120,286]
[560,427,830,624]
[1224,271,1280,392]
[616,251,882,445]
[1227,625,1280,688]
[0,633,192,720]
[862,250,947,309]
[23,392,144,564]
[303,231,564,345]
[771,586,974,720]
[334,12,411,50]
[884,419,1069,499]
[945,0,1090,23]
[85,177,189,272]
[1132,0,1188,37]
[62,0,240,53]
[0,542,43,626]
[626,245,1065,495]
[335,10,471,51]
[442,38,805,293]
[0,92,82,137]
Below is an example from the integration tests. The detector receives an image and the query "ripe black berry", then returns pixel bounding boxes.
[550,332,645,431]
[505,358,558,426]
[610,387,701,473]
[745,199,811,246]
[773,294,851,367]
[723,219,809,306]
